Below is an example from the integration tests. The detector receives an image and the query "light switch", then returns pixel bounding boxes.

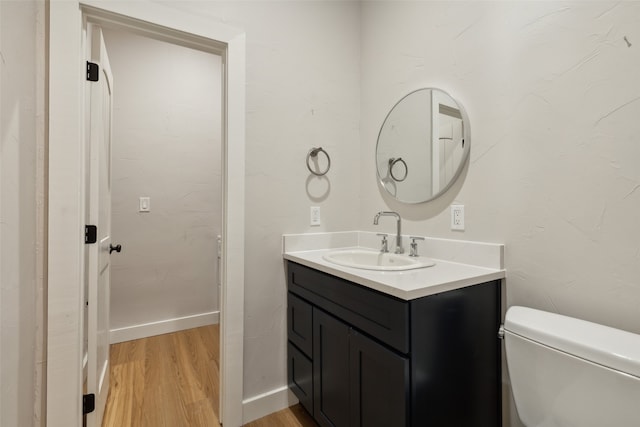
[310,206,321,226]
[139,196,151,212]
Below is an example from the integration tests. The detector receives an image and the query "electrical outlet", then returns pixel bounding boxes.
[310,206,321,226]
[451,204,464,231]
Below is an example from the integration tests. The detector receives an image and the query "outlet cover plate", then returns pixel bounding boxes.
[451,204,464,231]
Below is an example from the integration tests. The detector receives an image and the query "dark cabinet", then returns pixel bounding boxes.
[311,307,409,427]
[349,329,409,427]
[288,342,313,414]
[288,293,313,357]
[287,293,314,414]
[313,308,350,427]
[286,261,501,427]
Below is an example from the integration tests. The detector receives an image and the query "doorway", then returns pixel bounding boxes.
[103,29,223,344]
[47,3,245,426]
[90,26,223,423]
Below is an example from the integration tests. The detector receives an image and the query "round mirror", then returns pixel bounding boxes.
[376,88,470,203]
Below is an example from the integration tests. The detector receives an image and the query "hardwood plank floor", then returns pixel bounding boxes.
[103,325,220,427]
[102,325,317,427]
[243,404,317,427]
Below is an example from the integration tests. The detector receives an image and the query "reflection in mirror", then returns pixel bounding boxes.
[376,88,470,204]
[388,157,408,182]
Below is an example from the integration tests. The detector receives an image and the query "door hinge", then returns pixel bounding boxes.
[83,393,95,414]
[85,225,97,244]
[86,61,99,82]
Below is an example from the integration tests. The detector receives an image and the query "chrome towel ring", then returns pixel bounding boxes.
[389,157,408,182]
[306,147,331,176]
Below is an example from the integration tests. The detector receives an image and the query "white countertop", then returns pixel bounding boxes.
[284,248,504,300]
[283,232,505,301]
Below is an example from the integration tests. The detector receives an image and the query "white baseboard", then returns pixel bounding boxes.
[110,311,220,344]
[242,386,298,424]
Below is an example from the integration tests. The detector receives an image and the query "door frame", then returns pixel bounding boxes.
[47,1,246,426]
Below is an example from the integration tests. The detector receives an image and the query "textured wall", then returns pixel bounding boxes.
[103,29,222,331]
[360,2,640,425]
[0,0,46,425]
[161,1,362,400]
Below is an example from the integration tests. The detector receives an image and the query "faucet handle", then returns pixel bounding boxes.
[376,233,389,253]
[409,236,425,257]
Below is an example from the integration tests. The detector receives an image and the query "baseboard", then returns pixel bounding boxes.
[242,386,299,424]
[110,311,220,344]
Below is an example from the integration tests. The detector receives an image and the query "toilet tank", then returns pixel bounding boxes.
[504,306,640,427]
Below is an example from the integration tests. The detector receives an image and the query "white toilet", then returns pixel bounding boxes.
[503,306,640,426]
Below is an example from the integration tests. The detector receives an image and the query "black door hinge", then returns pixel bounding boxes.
[83,393,95,414]
[85,225,97,244]
[86,61,99,82]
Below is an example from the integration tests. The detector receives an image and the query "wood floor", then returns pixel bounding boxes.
[102,325,317,427]
[243,404,317,427]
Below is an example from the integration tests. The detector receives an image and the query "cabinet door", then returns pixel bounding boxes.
[349,330,409,427]
[313,308,350,427]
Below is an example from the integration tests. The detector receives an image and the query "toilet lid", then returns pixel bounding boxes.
[505,306,640,379]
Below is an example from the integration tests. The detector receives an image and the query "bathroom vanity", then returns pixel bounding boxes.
[284,232,505,427]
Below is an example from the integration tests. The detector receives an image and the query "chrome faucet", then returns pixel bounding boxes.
[373,211,404,254]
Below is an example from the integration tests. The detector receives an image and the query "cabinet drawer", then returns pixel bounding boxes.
[288,342,313,415]
[288,292,313,358]
[287,262,410,354]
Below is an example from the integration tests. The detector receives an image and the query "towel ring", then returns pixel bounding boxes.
[389,157,408,182]
[306,147,331,176]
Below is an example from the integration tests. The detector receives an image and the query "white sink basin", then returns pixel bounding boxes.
[322,249,435,271]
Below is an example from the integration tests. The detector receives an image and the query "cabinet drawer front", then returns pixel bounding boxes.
[288,292,313,358]
[288,342,313,415]
[288,262,409,354]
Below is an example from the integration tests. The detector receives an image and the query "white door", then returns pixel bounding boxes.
[86,24,115,427]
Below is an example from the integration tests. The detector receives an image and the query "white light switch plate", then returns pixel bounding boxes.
[139,196,151,212]
[310,206,321,226]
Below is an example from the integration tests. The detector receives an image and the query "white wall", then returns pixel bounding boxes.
[159,1,362,401]
[360,2,640,425]
[0,0,46,425]
[102,29,222,338]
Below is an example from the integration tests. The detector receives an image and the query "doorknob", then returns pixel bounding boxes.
[109,243,122,254]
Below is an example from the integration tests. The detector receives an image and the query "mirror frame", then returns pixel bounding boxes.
[376,87,471,204]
